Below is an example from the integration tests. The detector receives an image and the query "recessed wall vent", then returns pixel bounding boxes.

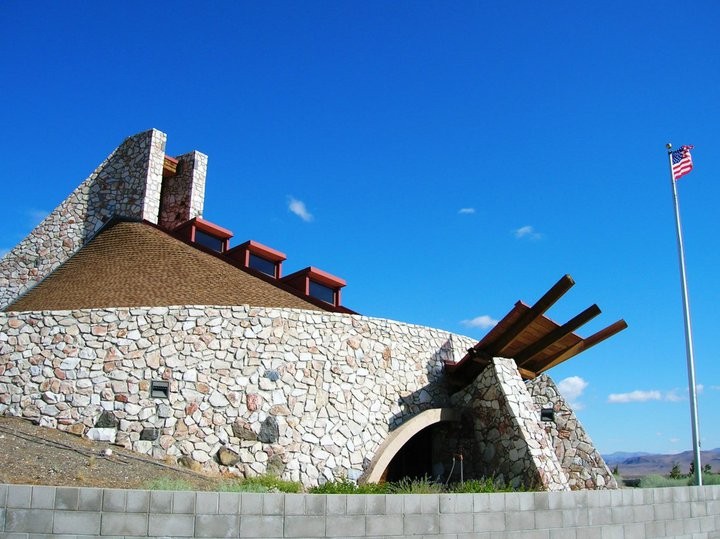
[150,380,170,399]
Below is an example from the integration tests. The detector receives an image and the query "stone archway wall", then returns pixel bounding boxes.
[360,408,461,484]
[0,305,476,487]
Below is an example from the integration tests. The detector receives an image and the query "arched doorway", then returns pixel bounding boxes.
[361,408,462,484]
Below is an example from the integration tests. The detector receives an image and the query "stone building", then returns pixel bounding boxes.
[0,129,626,490]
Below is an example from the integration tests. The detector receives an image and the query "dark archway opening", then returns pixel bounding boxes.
[384,425,434,482]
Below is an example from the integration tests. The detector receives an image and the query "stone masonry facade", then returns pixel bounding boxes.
[0,306,476,486]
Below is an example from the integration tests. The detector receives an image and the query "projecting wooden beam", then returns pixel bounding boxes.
[537,319,628,374]
[484,274,575,356]
[515,304,602,367]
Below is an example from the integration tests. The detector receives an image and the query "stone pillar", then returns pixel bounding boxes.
[158,150,208,231]
[0,129,167,310]
[451,357,569,491]
[527,374,618,489]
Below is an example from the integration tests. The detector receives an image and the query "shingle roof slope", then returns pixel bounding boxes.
[5,221,328,312]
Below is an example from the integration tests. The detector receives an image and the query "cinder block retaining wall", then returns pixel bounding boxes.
[1,484,718,538]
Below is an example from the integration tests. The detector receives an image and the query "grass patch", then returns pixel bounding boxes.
[448,477,509,493]
[218,475,302,493]
[310,478,388,494]
[639,472,720,488]
[145,477,195,491]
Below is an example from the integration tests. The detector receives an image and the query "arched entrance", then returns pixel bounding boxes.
[360,408,462,484]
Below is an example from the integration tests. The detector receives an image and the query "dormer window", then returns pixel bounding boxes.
[173,217,233,253]
[282,266,346,307]
[227,240,286,279]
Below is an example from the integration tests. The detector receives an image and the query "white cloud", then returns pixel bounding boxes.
[458,208,475,215]
[287,197,313,222]
[711,386,720,391]
[460,315,498,330]
[608,390,662,403]
[557,376,589,409]
[514,225,543,240]
[664,389,684,402]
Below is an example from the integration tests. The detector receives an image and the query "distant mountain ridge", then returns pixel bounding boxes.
[602,448,720,478]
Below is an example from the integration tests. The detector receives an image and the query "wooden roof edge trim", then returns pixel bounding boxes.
[515,303,601,367]
[537,318,628,374]
[483,274,575,355]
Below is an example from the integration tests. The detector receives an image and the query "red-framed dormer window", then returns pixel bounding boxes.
[226,240,287,279]
[173,217,233,253]
[281,266,346,307]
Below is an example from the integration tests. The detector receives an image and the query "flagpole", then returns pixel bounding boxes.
[666,142,702,486]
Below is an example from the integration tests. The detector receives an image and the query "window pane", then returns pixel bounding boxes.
[195,229,224,252]
[249,253,276,277]
[309,280,335,304]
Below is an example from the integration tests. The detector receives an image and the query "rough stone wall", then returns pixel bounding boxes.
[0,130,167,310]
[159,151,208,231]
[0,306,475,487]
[527,374,617,490]
[450,358,569,491]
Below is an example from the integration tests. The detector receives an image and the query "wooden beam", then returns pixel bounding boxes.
[537,319,628,374]
[515,304,601,367]
[484,274,575,356]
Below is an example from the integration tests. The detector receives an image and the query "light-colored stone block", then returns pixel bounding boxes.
[365,513,403,536]
[439,512,473,533]
[403,513,439,535]
[101,512,148,536]
[5,508,53,533]
[53,510,101,535]
[148,513,194,537]
[195,514,239,538]
[30,486,55,509]
[101,489,126,512]
[284,515,325,537]
[78,488,103,511]
[7,485,32,508]
[239,514,284,537]
[326,515,365,536]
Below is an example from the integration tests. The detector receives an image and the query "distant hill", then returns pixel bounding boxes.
[603,448,720,478]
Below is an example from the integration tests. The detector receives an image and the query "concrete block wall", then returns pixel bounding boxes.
[1,483,719,537]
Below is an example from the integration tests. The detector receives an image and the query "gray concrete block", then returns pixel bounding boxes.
[365,514,403,536]
[691,500,708,517]
[365,494,385,515]
[54,488,79,511]
[195,514,239,538]
[506,492,535,511]
[586,490,611,508]
[631,503,654,522]
[600,524,624,539]
[173,490,196,514]
[474,511,506,532]
[623,522,645,538]
[263,493,284,515]
[385,494,403,514]
[149,490,173,513]
[196,491,219,514]
[29,487,54,510]
[403,514,439,535]
[474,493,505,512]
[665,516,685,536]
[326,494,346,516]
[674,501,692,519]
[326,515,365,536]
[534,509,562,529]
[284,515,325,538]
[218,492,241,514]
[346,495,366,515]
[284,494,305,515]
[78,488,103,511]
[403,494,423,514]
[700,514,718,532]
[0,508,4,531]
[421,494,439,514]
[148,513,194,537]
[549,528,577,539]
[506,510,535,531]
[682,516,701,534]
[241,493,263,515]
[305,494,326,516]
[644,519,666,537]
[239,515,284,537]
[610,505,633,524]
[580,527,603,539]
[439,512,473,534]
[7,486,31,508]
[652,486,674,503]
[100,512,148,536]
[533,492,550,511]
[673,487,691,502]
[53,510,101,535]
[101,489,126,512]
[561,508,589,528]
[549,491,584,511]
[126,489,149,513]
[586,506,612,526]
[653,501,674,521]
[5,509,53,533]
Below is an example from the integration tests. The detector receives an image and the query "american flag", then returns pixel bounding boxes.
[671,145,694,180]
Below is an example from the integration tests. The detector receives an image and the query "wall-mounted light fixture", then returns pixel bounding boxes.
[540,408,555,422]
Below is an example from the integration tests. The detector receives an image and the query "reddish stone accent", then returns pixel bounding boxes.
[247,394,260,411]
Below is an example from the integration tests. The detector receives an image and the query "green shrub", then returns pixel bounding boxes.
[386,477,445,494]
[449,477,507,493]
[309,478,387,494]
[639,474,687,488]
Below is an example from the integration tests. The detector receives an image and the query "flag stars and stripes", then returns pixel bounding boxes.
[671,145,694,180]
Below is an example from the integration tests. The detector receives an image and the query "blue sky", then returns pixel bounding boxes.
[2,1,719,456]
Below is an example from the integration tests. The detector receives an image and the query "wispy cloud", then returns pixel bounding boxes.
[287,197,313,222]
[557,376,588,410]
[608,390,662,403]
[711,386,720,391]
[514,225,543,240]
[458,208,475,215]
[460,315,498,330]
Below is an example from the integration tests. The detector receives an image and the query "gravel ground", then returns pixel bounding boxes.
[0,416,220,490]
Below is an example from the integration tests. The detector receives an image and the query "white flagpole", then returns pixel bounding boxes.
[666,142,702,486]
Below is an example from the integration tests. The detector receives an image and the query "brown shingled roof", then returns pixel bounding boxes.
[5,221,338,312]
